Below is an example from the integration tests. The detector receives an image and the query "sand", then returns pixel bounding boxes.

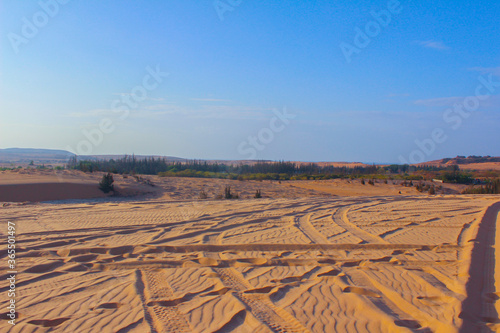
[0,169,161,202]
[0,171,499,332]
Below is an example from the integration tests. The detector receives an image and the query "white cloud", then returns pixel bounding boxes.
[191,98,231,102]
[414,40,450,50]
[469,67,500,77]
[66,109,113,118]
[192,105,270,120]
[387,93,410,98]
[414,95,500,108]
[414,96,464,107]
[65,103,273,121]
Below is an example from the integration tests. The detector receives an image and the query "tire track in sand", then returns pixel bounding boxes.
[211,221,311,332]
[459,201,500,333]
[296,213,330,244]
[213,267,311,333]
[332,206,389,244]
[138,269,192,332]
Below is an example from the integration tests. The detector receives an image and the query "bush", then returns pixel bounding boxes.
[224,186,232,199]
[462,179,500,194]
[99,173,115,193]
[429,186,436,195]
[224,186,238,199]
[439,172,474,184]
[199,189,208,199]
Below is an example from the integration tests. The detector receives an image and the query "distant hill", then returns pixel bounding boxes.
[417,156,500,170]
[0,149,367,167]
[1,149,498,170]
[0,148,75,164]
[79,154,188,163]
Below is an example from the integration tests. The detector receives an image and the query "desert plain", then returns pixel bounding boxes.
[1,169,500,332]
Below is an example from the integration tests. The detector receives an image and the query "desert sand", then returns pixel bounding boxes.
[1,170,499,332]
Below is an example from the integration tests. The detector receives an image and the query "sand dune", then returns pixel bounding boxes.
[1,186,499,332]
[0,183,108,202]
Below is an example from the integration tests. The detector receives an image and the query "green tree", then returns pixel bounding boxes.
[99,173,115,193]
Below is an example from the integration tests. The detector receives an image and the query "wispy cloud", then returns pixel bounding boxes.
[66,109,112,118]
[469,67,500,77]
[386,93,410,98]
[66,103,274,121]
[414,40,450,50]
[414,96,464,107]
[192,105,270,120]
[414,95,500,108]
[66,107,179,119]
[144,104,183,111]
[191,98,231,102]
[111,93,165,102]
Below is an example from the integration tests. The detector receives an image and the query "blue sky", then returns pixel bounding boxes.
[1,0,499,163]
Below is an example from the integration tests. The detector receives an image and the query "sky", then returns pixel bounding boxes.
[1,0,499,163]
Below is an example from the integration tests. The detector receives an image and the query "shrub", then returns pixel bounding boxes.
[429,186,436,195]
[199,189,208,199]
[99,173,115,193]
[462,179,500,194]
[224,186,238,199]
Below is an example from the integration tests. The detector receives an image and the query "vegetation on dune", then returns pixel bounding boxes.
[428,185,436,195]
[65,155,500,192]
[199,189,208,199]
[224,186,238,199]
[462,179,500,194]
[98,173,115,193]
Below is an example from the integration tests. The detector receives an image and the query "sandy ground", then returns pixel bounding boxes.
[0,169,160,202]
[0,168,467,203]
[1,170,500,332]
[458,162,500,171]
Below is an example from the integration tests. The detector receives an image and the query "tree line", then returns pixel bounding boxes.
[66,155,491,183]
